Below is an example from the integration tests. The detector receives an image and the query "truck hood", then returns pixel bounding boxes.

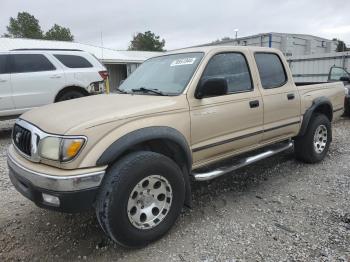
[20,94,188,134]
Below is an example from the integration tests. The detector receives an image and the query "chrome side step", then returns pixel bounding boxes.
[192,141,293,181]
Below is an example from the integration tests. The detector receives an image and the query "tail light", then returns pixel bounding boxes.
[99,70,109,80]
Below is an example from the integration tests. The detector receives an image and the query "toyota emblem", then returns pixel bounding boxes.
[15,132,22,143]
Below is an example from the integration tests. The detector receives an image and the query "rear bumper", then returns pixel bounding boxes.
[7,149,106,212]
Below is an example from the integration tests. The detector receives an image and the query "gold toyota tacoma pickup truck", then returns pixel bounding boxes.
[7,46,345,247]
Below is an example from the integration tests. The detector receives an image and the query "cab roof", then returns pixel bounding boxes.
[165,45,279,55]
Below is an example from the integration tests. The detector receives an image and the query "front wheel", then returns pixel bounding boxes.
[294,113,332,163]
[95,151,185,248]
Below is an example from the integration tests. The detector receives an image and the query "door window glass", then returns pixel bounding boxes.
[255,53,287,88]
[329,67,349,81]
[0,55,9,74]
[12,54,55,73]
[201,52,253,95]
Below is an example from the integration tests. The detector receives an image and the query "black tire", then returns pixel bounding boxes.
[345,104,350,117]
[344,97,350,117]
[294,113,332,163]
[56,90,85,102]
[95,151,185,248]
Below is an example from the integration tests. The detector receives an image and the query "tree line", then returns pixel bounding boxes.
[3,12,74,41]
[1,12,166,51]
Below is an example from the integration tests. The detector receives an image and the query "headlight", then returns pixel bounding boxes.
[39,137,61,160]
[38,136,86,162]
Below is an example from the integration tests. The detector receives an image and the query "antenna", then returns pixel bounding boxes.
[100,32,104,61]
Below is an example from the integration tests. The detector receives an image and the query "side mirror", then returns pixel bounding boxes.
[196,78,228,99]
[340,76,350,83]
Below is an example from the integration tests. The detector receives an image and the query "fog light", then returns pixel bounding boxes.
[42,193,60,206]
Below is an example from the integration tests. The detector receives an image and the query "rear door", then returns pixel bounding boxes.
[53,53,99,89]
[254,52,301,142]
[10,53,65,110]
[0,54,14,113]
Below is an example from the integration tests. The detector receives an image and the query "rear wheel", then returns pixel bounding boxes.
[294,113,331,163]
[95,151,185,248]
[56,90,85,102]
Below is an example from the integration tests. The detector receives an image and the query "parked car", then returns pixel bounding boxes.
[7,46,345,247]
[0,49,108,120]
[328,66,350,116]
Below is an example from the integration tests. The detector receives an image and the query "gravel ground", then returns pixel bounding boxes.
[0,119,349,261]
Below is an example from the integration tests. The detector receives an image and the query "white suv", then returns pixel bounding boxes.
[0,49,108,120]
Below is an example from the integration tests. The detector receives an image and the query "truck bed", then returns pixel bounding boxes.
[296,81,345,116]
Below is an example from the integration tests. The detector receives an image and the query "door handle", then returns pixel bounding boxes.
[50,75,62,79]
[0,79,7,83]
[287,93,295,100]
[249,100,260,108]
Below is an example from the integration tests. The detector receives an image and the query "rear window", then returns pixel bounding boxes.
[255,53,287,89]
[0,55,9,74]
[54,54,93,68]
[12,54,55,73]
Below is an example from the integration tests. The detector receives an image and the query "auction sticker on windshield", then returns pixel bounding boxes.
[170,58,196,67]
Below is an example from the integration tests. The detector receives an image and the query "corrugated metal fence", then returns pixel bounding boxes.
[287,51,350,82]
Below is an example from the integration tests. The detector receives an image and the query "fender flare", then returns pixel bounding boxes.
[96,126,192,168]
[298,97,333,137]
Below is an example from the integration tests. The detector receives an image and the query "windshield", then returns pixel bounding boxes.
[119,52,204,95]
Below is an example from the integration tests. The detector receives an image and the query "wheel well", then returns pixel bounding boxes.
[313,103,333,121]
[55,86,89,102]
[297,100,333,137]
[120,139,189,172]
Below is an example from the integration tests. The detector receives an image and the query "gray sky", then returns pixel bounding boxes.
[1,0,350,50]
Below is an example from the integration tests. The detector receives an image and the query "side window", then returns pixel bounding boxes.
[12,54,55,73]
[329,67,349,81]
[201,53,253,94]
[255,53,287,89]
[54,55,93,68]
[0,55,9,74]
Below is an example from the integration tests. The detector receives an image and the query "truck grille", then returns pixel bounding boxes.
[13,124,32,156]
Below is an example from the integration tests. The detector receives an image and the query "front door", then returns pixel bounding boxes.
[328,66,350,86]
[188,51,263,167]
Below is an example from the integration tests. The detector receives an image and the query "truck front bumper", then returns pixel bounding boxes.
[7,147,106,213]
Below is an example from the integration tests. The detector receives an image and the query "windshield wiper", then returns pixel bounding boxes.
[131,87,166,96]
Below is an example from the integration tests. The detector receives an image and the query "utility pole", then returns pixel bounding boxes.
[234,29,239,46]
